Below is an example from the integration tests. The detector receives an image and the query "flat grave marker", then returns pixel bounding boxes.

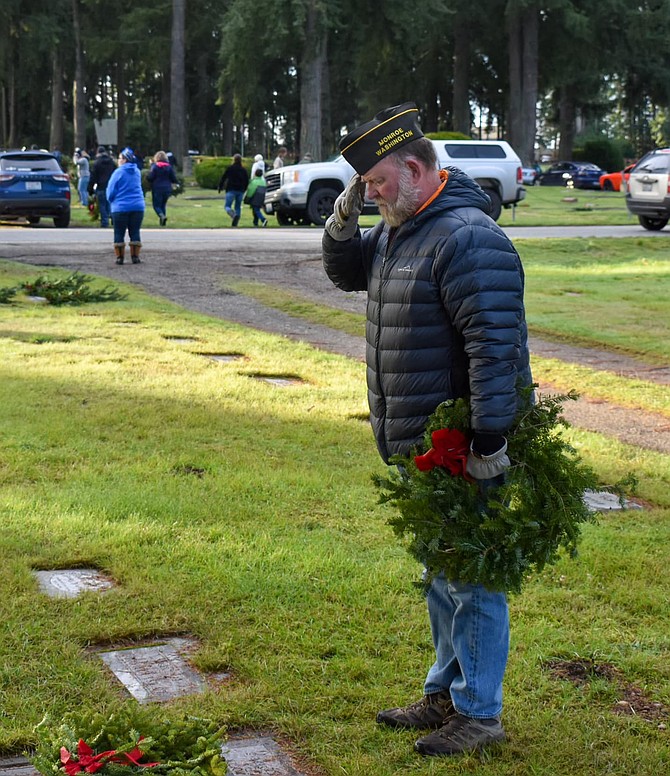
[164,337,197,344]
[222,737,304,776]
[200,354,243,362]
[98,639,205,703]
[0,757,38,776]
[252,376,303,387]
[583,490,643,512]
[34,568,114,599]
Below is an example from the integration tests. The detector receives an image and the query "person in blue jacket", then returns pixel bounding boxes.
[322,103,532,759]
[106,147,146,264]
[147,150,178,226]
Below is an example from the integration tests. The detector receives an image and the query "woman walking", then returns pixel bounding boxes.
[147,150,178,226]
[106,147,145,265]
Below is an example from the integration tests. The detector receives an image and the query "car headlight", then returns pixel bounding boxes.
[282,170,300,185]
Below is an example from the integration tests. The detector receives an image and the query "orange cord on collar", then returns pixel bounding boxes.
[415,169,449,216]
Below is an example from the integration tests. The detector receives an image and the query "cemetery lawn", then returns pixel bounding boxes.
[0,262,668,775]
[223,237,670,423]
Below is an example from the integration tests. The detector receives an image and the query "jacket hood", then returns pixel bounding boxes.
[433,165,493,215]
[118,162,138,177]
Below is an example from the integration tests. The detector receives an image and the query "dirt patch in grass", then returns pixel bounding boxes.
[545,657,669,724]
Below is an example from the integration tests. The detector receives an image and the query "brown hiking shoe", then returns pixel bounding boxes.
[414,713,505,756]
[376,691,455,730]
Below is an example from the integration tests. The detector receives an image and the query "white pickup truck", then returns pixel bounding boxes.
[264,139,526,225]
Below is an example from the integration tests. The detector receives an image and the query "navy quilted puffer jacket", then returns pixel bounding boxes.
[323,166,532,463]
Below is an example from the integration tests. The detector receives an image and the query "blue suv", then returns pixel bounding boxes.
[0,150,71,227]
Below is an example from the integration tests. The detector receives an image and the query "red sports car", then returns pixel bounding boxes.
[599,164,635,192]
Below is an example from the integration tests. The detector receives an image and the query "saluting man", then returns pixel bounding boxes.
[322,102,533,758]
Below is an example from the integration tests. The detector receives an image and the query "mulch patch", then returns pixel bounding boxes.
[545,657,669,725]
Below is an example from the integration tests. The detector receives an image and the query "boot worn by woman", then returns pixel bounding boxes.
[114,243,125,265]
[129,241,142,264]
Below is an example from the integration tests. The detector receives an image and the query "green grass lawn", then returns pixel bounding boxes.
[0,260,668,775]
[69,180,638,230]
[224,237,670,425]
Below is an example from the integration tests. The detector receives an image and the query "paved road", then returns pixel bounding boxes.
[1,223,668,251]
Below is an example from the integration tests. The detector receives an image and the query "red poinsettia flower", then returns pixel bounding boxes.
[60,740,115,775]
[59,738,159,775]
[414,427,471,479]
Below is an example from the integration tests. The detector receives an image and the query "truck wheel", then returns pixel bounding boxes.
[638,215,668,231]
[307,187,339,226]
[276,212,295,226]
[482,188,502,221]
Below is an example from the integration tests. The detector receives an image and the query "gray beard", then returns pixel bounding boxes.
[376,166,423,227]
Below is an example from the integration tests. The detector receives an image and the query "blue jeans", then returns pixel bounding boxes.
[225,190,244,219]
[152,190,170,218]
[112,210,144,244]
[424,576,509,719]
[97,190,110,227]
[252,205,266,225]
[424,474,510,718]
[78,176,90,206]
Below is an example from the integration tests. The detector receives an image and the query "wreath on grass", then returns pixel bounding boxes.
[31,706,226,776]
[373,385,634,594]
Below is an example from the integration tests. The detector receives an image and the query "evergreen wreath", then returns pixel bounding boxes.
[373,385,632,594]
[31,706,226,776]
[21,272,127,305]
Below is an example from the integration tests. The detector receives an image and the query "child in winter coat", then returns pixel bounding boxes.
[245,168,268,226]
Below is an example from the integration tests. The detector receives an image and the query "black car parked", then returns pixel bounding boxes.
[0,150,71,227]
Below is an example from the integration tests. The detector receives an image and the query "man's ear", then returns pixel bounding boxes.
[405,158,422,182]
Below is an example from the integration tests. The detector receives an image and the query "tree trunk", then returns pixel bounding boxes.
[558,85,576,160]
[49,49,64,152]
[195,52,208,154]
[248,107,265,157]
[72,0,86,151]
[321,53,332,155]
[116,61,126,148]
[299,0,326,160]
[452,13,471,135]
[221,98,233,156]
[506,3,538,165]
[169,0,189,173]
[0,86,6,148]
[520,6,538,164]
[161,69,170,150]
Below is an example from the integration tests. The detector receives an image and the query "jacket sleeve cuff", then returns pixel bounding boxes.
[471,432,507,457]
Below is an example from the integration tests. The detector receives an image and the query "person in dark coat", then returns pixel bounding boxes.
[217,154,249,227]
[88,146,117,228]
[322,102,532,759]
[146,150,178,226]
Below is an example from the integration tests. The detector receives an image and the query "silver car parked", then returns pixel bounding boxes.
[625,148,670,231]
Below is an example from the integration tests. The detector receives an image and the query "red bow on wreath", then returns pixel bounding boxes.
[60,739,159,775]
[414,427,472,480]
